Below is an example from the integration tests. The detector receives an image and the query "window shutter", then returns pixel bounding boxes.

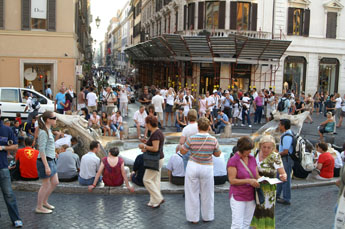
[21,0,31,30]
[0,0,4,29]
[188,3,195,30]
[198,2,204,30]
[250,3,257,31]
[230,1,237,30]
[184,5,187,30]
[75,2,79,34]
[287,7,294,35]
[47,0,56,31]
[326,12,337,39]
[218,1,226,29]
[303,9,310,37]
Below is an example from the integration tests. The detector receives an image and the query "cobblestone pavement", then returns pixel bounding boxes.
[0,185,338,228]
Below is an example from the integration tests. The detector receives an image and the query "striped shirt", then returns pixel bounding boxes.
[182,133,221,165]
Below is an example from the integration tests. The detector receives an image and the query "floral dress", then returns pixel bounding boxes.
[251,152,283,229]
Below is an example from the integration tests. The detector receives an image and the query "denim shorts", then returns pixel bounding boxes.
[37,159,57,179]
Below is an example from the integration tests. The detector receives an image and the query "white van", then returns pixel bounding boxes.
[0,87,54,119]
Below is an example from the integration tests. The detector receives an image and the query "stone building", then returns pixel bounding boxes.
[0,0,93,95]
[124,0,345,96]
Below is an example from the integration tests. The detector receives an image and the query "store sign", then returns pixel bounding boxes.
[31,0,47,19]
[76,65,83,76]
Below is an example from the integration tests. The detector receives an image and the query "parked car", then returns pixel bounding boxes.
[0,87,54,119]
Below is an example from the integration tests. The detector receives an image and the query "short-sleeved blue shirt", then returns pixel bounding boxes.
[0,121,17,169]
[55,92,66,110]
[279,130,294,155]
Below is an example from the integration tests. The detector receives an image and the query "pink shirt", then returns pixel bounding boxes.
[227,153,257,201]
[254,96,264,107]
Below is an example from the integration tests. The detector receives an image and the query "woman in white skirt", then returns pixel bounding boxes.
[180,117,221,224]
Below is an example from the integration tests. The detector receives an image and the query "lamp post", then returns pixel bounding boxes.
[95,16,101,28]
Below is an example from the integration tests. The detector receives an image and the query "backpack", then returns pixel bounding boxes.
[277,98,286,112]
[31,97,41,110]
[281,132,305,162]
[301,151,315,171]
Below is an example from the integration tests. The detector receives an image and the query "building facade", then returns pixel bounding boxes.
[123,0,345,96]
[0,0,92,95]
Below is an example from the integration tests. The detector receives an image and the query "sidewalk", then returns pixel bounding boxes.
[11,178,337,195]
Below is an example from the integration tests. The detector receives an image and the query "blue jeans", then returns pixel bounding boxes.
[78,175,102,186]
[175,122,185,132]
[182,151,191,170]
[254,106,263,124]
[215,122,225,134]
[276,156,294,202]
[0,168,21,223]
[242,109,251,125]
[110,123,124,133]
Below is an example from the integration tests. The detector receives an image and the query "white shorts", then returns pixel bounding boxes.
[77,103,86,111]
[156,112,163,121]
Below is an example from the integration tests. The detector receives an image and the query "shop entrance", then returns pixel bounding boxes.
[200,63,220,94]
[283,56,306,95]
[231,64,251,90]
[318,58,339,94]
[23,63,54,96]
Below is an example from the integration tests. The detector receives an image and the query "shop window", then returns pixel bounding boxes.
[326,12,337,38]
[283,56,306,95]
[287,7,310,36]
[230,1,257,31]
[318,58,339,94]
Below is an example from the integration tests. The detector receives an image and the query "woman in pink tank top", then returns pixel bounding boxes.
[88,147,134,192]
[198,95,207,117]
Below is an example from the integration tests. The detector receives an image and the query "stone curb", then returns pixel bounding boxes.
[12,179,337,195]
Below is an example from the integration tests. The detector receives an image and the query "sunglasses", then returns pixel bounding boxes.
[48,117,57,120]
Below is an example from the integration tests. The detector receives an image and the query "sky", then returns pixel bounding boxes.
[90,0,128,48]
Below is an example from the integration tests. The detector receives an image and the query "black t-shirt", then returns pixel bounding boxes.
[325,100,335,110]
[295,101,305,114]
[146,129,165,159]
[133,154,145,186]
[140,93,152,105]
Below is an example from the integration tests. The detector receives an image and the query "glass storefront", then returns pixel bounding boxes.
[200,63,220,94]
[24,64,53,95]
[283,56,306,94]
[231,64,251,90]
[318,58,339,94]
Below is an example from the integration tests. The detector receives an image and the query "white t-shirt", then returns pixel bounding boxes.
[133,110,147,126]
[152,95,164,113]
[206,96,214,111]
[166,94,175,106]
[26,97,33,112]
[334,150,343,169]
[335,98,342,109]
[242,96,251,109]
[182,122,198,139]
[111,114,123,124]
[86,92,97,106]
[212,153,227,176]
[253,92,258,99]
[79,152,100,179]
[160,89,167,98]
[166,152,185,177]
[184,95,194,108]
[119,90,129,103]
[55,134,72,148]
[90,115,100,125]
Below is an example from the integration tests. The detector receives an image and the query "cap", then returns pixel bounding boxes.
[213,89,217,93]
[225,90,229,94]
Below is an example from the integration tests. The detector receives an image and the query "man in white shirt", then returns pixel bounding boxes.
[206,91,214,113]
[119,86,129,117]
[151,91,165,127]
[166,145,185,185]
[86,87,98,113]
[134,105,148,139]
[179,109,199,169]
[211,90,221,117]
[78,141,101,186]
[104,86,117,116]
[212,153,228,185]
[184,88,194,109]
[253,88,258,100]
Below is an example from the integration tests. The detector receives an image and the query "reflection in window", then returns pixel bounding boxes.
[236,2,250,30]
[31,19,47,30]
[293,9,302,35]
[206,2,219,29]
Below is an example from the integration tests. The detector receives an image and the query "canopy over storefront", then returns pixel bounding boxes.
[125,34,291,64]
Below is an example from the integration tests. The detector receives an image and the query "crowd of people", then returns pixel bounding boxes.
[3,79,345,228]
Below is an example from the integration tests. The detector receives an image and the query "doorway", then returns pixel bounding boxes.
[231,64,251,90]
[318,58,339,94]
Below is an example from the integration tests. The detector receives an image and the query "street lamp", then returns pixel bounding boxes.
[95,16,101,28]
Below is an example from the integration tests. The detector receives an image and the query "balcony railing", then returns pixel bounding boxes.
[177,29,273,39]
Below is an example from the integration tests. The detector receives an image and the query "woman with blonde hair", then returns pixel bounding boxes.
[165,87,175,127]
[36,111,59,214]
[251,135,287,229]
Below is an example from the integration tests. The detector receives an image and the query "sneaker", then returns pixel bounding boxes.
[276,198,291,205]
[14,220,23,228]
[241,124,245,127]
[248,125,252,128]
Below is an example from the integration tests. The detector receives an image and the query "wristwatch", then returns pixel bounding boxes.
[1,146,4,151]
